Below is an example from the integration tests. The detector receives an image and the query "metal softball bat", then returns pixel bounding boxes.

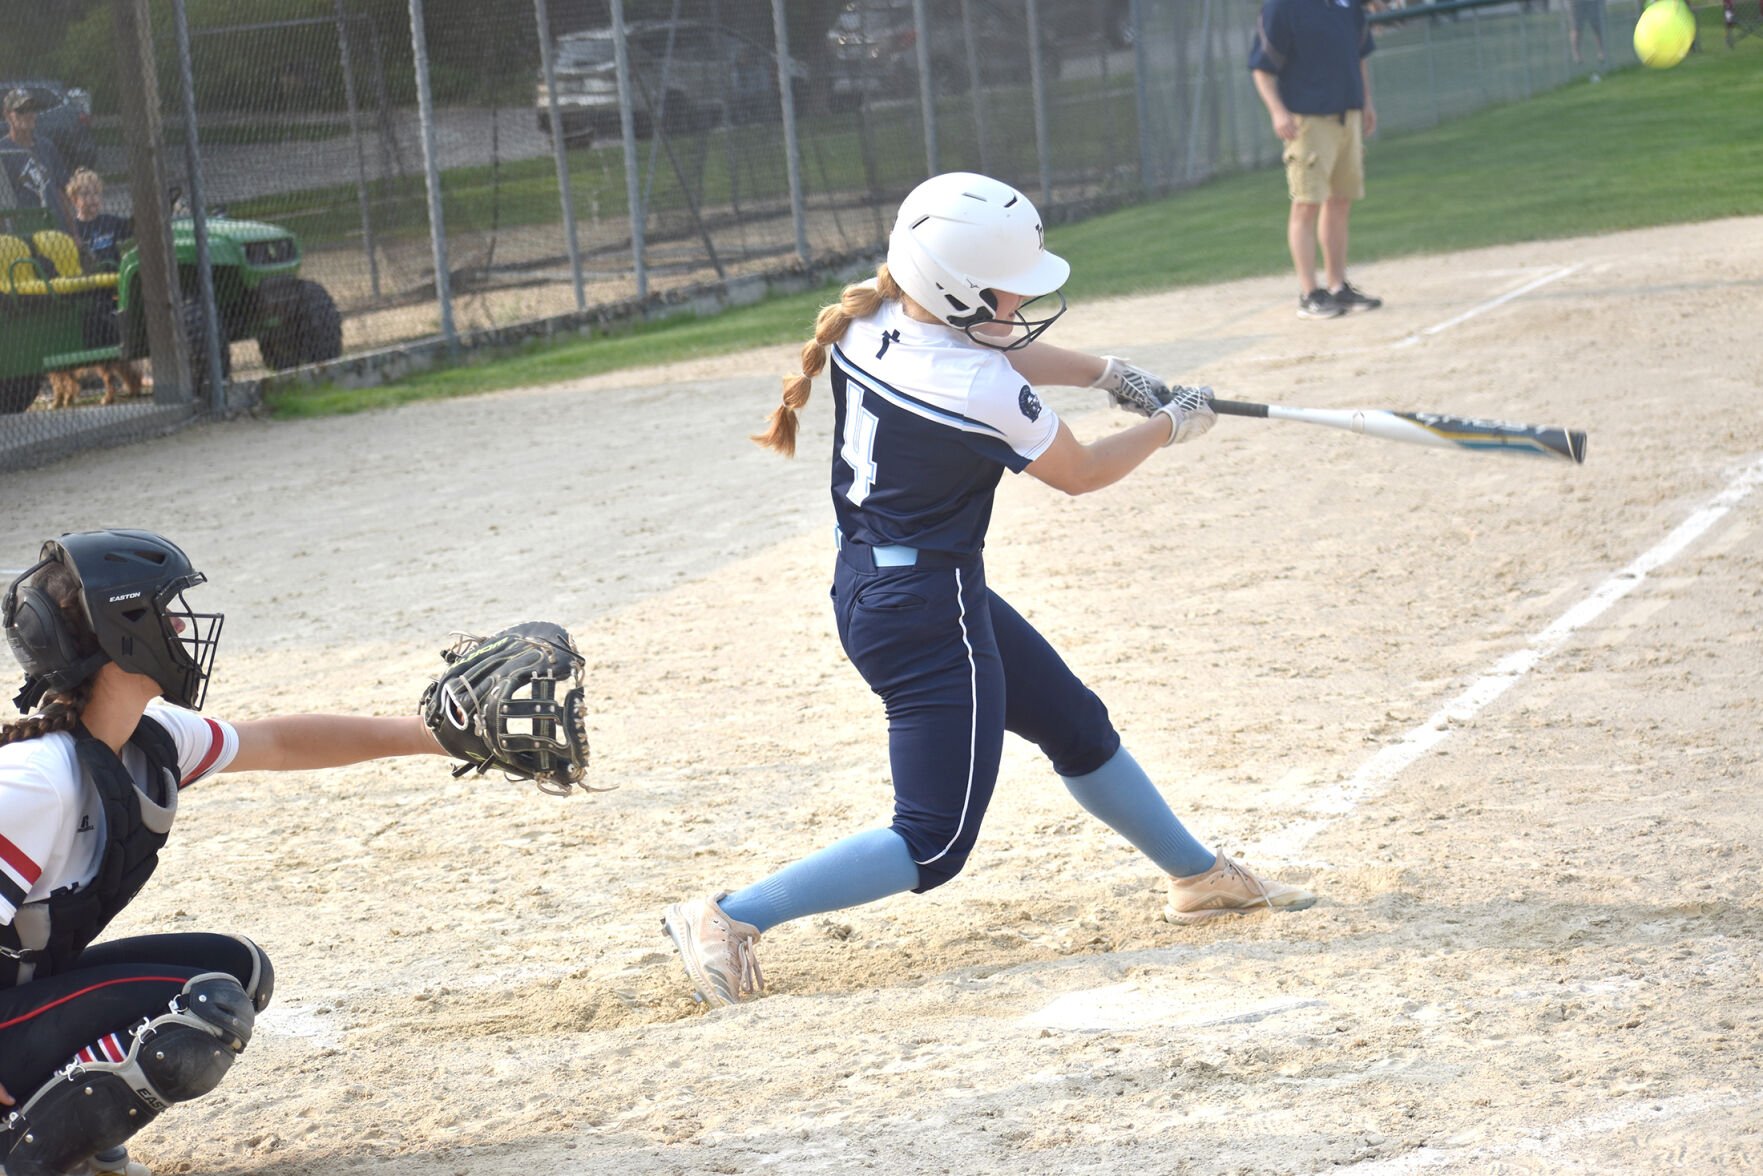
[1209,398,1587,464]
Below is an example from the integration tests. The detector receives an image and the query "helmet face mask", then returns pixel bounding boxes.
[4,530,225,710]
[139,572,224,709]
[886,172,1070,350]
[963,290,1069,352]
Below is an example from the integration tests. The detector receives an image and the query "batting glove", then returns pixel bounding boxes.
[1092,355,1171,417]
[1155,385,1216,446]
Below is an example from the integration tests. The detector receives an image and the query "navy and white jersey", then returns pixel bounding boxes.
[829,298,1060,555]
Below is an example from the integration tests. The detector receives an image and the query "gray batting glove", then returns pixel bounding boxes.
[1093,355,1170,417]
[1155,385,1216,446]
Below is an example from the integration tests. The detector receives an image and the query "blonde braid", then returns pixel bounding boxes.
[752,265,907,457]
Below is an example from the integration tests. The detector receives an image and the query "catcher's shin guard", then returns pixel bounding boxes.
[1,974,254,1176]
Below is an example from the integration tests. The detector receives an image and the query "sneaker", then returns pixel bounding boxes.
[662,893,764,1007]
[1329,281,1383,313]
[1297,289,1344,319]
[85,1147,151,1176]
[1163,852,1317,923]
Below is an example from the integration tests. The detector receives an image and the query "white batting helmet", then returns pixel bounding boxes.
[886,172,1070,348]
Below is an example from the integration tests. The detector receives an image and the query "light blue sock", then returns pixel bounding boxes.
[719,828,920,934]
[1061,746,1217,878]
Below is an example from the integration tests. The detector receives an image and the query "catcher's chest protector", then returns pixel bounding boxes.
[0,721,180,987]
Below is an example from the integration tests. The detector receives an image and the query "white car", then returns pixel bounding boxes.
[536,21,805,145]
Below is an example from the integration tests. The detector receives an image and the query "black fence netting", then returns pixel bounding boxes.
[2,0,1639,472]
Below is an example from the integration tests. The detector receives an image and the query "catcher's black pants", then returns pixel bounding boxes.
[0,932,265,1098]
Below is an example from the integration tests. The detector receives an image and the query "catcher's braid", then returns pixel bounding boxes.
[420,621,594,795]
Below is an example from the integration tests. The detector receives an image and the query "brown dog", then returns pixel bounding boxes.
[46,362,145,409]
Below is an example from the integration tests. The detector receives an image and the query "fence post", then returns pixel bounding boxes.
[1470,7,1486,102]
[1424,16,1441,126]
[772,0,809,265]
[336,0,381,300]
[534,0,586,310]
[609,0,646,300]
[111,0,194,404]
[1519,7,1534,97]
[1217,0,1241,171]
[1184,0,1214,182]
[407,0,455,351]
[960,0,992,175]
[1131,0,1153,194]
[912,0,938,175]
[170,0,226,411]
[1025,0,1053,209]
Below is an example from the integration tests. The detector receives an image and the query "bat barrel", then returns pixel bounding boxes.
[1211,397,1587,464]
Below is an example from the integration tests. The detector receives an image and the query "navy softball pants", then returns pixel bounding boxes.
[833,547,1120,891]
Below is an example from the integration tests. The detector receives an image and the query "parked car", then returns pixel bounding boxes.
[0,79,97,171]
[536,20,805,145]
[824,0,1072,105]
[1045,0,1136,49]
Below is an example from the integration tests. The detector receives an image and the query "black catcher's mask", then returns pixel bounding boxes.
[4,529,223,711]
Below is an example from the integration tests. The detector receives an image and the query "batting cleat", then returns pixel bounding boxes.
[1163,852,1317,923]
[662,893,764,1008]
[1328,281,1383,313]
[85,1146,151,1176]
[1297,289,1344,319]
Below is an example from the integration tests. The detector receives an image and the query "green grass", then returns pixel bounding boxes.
[266,35,1762,419]
[266,292,822,418]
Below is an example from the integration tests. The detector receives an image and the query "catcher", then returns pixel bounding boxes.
[0,529,588,1176]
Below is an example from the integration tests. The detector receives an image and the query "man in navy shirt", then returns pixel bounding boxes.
[1,88,75,233]
[1249,0,1382,319]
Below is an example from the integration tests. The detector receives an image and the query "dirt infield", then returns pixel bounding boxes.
[3,217,1760,1176]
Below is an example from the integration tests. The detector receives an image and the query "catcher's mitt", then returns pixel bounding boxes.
[420,621,594,795]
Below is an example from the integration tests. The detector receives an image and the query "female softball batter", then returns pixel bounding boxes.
[663,172,1315,1008]
[0,529,446,1176]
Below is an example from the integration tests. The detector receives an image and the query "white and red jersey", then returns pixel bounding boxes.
[0,700,237,925]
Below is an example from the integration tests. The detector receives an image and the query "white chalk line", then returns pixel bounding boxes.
[1391,264,1584,348]
[1020,983,1325,1034]
[1248,451,1763,863]
[1229,264,1583,368]
[1313,1087,1762,1175]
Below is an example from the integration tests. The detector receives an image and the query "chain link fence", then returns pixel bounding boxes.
[3,0,1646,473]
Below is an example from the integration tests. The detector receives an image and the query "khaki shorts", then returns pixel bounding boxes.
[1282,110,1365,204]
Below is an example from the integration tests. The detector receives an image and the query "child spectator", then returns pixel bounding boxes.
[66,168,132,272]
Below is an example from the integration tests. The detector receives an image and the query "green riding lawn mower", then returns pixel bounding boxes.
[1,203,342,414]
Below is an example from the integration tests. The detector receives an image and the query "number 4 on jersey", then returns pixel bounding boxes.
[841,386,880,505]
